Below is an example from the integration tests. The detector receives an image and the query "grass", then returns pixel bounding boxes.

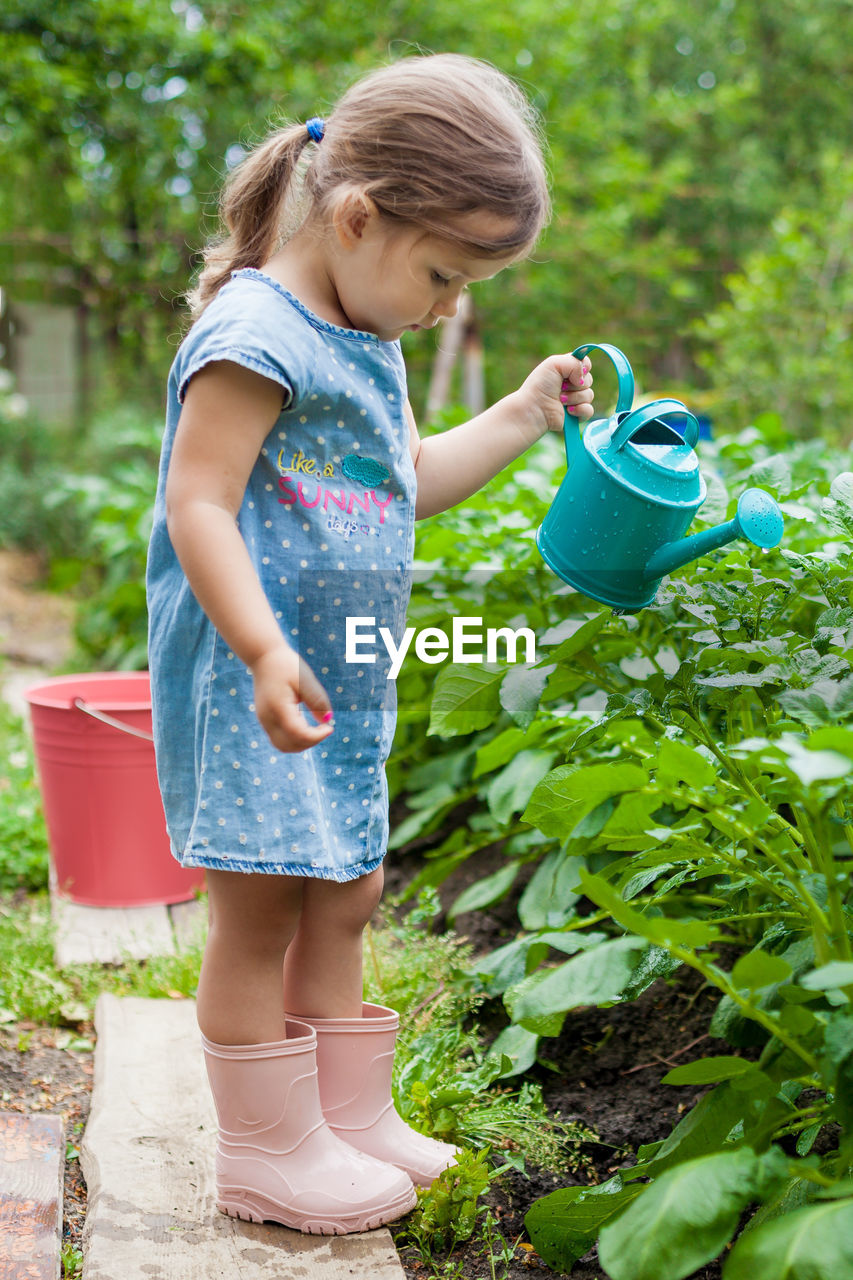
[0,894,204,1031]
[0,699,50,893]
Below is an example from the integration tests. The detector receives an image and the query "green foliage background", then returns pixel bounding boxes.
[1,0,851,428]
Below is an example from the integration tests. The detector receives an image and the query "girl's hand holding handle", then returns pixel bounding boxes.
[409,351,594,519]
[251,645,334,754]
[518,352,594,436]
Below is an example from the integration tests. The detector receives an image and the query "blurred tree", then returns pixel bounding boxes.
[694,152,853,438]
[0,0,372,399]
[0,0,849,418]
[492,0,853,394]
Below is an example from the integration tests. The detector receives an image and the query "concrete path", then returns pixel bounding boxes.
[51,893,206,967]
[81,994,408,1280]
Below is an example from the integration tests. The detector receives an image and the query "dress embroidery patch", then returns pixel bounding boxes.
[341,455,391,488]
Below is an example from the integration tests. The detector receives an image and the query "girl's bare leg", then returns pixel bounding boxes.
[282,866,384,1018]
[197,868,304,1044]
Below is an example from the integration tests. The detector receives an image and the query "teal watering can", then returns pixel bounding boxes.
[536,343,784,611]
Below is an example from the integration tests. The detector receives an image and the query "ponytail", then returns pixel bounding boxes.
[188,123,312,315]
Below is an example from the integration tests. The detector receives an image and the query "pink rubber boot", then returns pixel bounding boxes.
[201,1018,417,1234]
[292,1003,459,1187]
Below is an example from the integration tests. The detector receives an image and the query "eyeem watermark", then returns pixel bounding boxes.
[346,615,537,680]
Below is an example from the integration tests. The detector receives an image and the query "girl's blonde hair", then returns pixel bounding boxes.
[190,53,550,315]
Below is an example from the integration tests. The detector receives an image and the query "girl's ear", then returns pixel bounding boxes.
[332,187,380,248]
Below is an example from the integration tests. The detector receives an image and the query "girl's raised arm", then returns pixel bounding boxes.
[165,361,333,751]
[407,351,593,519]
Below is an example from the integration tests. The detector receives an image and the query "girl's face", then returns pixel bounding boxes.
[331,209,520,343]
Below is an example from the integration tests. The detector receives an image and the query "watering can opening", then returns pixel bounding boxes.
[616,414,687,449]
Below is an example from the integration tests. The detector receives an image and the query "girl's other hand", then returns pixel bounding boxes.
[251,645,334,753]
[518,352,595,436]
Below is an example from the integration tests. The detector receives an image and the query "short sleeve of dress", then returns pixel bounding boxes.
[173,272,317,408]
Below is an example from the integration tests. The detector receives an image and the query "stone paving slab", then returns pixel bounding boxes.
[51,895,206,967]
[51,895,176,966]
[81,994,407,1279]
[0,1112,64,1280]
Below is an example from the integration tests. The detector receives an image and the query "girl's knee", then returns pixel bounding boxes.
[357,865,385,917]
[336,866,385,928]
[304,865,384,932]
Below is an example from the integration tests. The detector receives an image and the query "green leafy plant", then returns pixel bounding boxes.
[404,1146,494,1256]
[367,892,594,1171]
[5,0,851,409]
[694,150,853,437]
[45,409,161,669]
[0,373,88,559]
[404,423,853,1276]
[60,1242,84,1280]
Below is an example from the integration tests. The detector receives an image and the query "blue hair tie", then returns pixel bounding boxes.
[305,117,326,143]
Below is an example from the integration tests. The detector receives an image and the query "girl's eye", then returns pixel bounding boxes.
[431,271,450,285]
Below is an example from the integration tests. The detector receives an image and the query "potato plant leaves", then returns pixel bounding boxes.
[522,761,648,839]
[598,1148,760,1280]
[723,1198,853,1279]
[406,430,853,1278]
[525,1177,645,1272]
[506,936,648,1035]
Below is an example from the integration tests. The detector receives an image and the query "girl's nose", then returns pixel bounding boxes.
[432,290,463,320]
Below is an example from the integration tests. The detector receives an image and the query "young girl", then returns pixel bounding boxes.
[146,52,594,1237]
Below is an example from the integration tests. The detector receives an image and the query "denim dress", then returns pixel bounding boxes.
[146,269,416,881]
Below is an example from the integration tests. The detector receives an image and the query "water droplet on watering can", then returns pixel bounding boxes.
[600,490,607,500]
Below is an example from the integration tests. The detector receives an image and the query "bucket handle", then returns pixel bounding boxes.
[73,698,155,743]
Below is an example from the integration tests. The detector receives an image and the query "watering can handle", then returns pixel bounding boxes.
[571,343,635,413]
[562,343,636,468]
[611,398,700,451]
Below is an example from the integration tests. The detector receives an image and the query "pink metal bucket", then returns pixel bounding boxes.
[24,671,204,908]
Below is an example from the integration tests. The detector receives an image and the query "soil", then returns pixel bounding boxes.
[0,1020,93,1265]
[0,558,732,1277]
[0,548,74,714]
[459,977,725,1280]
[0,550,73,665]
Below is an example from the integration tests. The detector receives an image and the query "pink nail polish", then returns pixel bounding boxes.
[323,711,334,723]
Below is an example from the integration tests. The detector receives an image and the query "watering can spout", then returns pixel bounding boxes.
[643,487,784,582]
